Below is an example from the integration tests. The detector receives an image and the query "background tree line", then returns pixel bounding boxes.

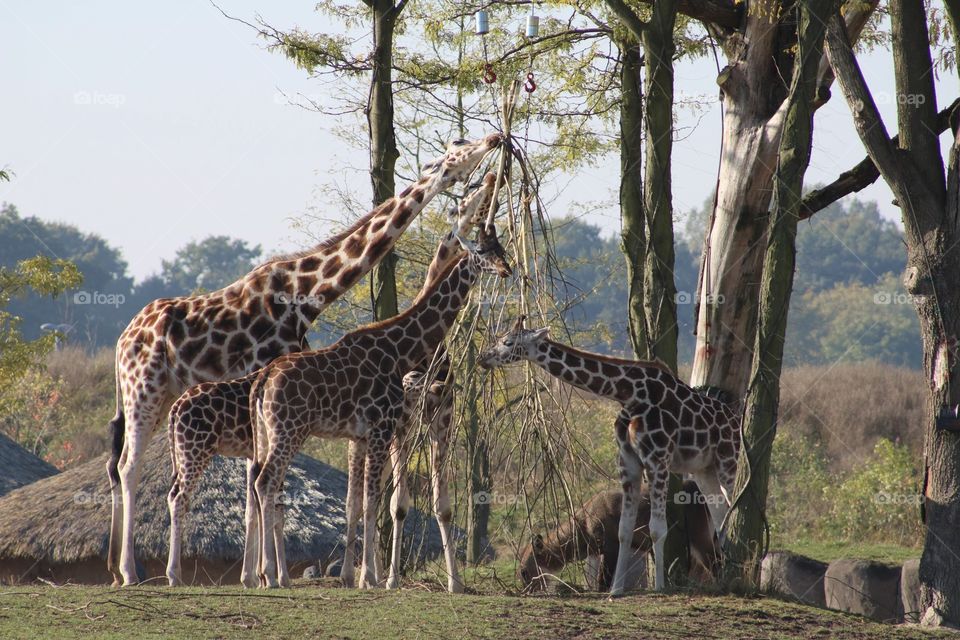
[1,191,919,367]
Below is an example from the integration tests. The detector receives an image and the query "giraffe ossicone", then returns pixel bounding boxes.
[478,319,741,594]
[107,132,500,586]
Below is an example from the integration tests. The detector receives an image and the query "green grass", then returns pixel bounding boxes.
[0,583,949,640]
[778,539,920,565]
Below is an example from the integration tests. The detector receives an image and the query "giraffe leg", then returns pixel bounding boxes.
[429,398,462,593]
[691,469,729,534]
[342,439,366,588]
[106,406,125,586]
[241,459,260,588]
[360,427,391,590]
[166,448,212,586]
[715,459,738,545]
[609,443,644,597]
[646,467,670,591]
[117,400,164,586]
[275,497,290,588]
[386,429,410,590]
[254,442,300,589]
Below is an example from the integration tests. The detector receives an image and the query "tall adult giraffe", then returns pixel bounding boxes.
[106,133,501,585]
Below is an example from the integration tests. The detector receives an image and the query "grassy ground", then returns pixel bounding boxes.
[0,582,948,640]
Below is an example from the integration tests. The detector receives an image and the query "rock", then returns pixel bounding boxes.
[302,564,321,580]
[900,558,922,623]
[324,559,342,578]
[824,558,903,622]
[760,551,826,607]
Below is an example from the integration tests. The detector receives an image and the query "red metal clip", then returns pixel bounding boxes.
[524,72,536,93]
[483,64,497,84]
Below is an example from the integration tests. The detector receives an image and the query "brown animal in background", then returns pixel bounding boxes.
[519,480,719,592]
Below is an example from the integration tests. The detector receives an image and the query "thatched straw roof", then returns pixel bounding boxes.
[0,433,447,568]
[0,432,58,497]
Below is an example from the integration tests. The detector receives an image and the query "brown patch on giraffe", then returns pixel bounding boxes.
[338,265,363,290]
[299,256,320,273]
[393,205,413,229]
[364,233,393,262]
[344,234,364,259]
[321,256,343,279]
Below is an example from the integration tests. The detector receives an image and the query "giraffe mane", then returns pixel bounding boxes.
[549,341,675,376]
[261,200,395,265]
[346,256,464,336]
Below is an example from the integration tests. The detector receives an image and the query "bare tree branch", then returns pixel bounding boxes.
[799,97,960,218]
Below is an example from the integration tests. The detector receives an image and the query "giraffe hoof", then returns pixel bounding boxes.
[607,590,625,600]
[386,577,400,590]
[448,580,464,594]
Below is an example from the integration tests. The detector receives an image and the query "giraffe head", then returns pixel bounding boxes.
[478,316,549,369]
[422,133,502,189]
[455,222,513,278]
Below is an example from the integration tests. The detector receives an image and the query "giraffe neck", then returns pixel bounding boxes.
[384,255,480,371]
[413,231,464,305]
[237,168,455,324]
[529,340,636,401]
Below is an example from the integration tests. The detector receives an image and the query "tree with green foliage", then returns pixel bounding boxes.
[156,235,262,295]
[0,255,82,417]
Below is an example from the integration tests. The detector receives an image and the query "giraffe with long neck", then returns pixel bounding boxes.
[106,133,501,585]
[478,318,741,594]
[163,173,499,588]
[343,173,501,592]
[249,230,512,589]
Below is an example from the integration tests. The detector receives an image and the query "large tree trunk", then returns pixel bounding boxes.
[368,0,402,578]
[720,0,834,588]
[369,0,401,320]
[688,5,791,396]
[617,0,691,584]
[825,1,960,625]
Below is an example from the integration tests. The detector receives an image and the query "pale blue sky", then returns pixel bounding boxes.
[2,1,955,280]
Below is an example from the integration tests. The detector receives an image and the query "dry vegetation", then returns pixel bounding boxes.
[0,349,927,564]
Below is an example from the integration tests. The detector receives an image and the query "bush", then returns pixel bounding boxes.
[823,439,923,547]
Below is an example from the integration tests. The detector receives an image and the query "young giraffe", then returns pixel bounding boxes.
[249,230,512,589]
[346,176,502,592]
[164,173,499,588]
[345,352,457,591]
[105,133,500,585]
[477,318,741,594]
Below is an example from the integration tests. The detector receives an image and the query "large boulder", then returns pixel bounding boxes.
[824,559,903,622]
[760,551,826,607]
[900,558,922,623]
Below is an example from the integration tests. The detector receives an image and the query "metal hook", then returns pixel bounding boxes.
[524,72,536,93]
[483,63,497,85]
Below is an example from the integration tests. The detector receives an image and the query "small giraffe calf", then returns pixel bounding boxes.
[479,317,741,594]
[518,480,719,592]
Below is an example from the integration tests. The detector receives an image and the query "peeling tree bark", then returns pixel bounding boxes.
[720,0,835,588]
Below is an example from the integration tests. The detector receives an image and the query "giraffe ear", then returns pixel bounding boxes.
[530,327,550,341]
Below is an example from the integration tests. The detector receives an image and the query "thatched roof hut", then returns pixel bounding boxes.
[0,433,449,585]
[0,432,58,497]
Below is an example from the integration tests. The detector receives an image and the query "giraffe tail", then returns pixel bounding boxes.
[106,375,125,488]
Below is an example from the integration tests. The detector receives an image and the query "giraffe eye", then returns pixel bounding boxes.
[504,340,514,348]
